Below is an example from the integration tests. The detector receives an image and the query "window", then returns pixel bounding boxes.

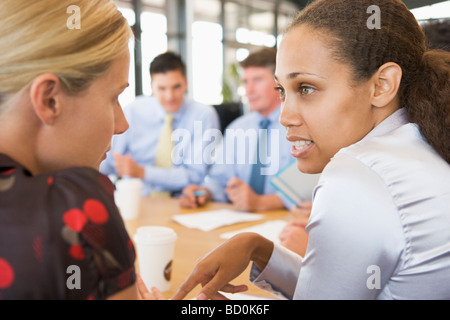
[192,21,223,105]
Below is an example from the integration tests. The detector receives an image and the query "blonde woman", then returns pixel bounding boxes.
[0,0,162,299]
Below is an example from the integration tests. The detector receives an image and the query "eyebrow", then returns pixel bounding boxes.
[274,72,325,81]
[158,83,182,89]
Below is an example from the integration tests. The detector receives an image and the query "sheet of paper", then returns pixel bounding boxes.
[172,209,264,232]
[220,220,287,243]
[219,292,281,300]
[191,292,281,300]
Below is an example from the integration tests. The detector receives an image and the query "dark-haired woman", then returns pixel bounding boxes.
[170,0,450,300]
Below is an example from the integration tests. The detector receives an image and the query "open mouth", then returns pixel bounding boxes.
[291,139,315,158]
[293,140,313,151]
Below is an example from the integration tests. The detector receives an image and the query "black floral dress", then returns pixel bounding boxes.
[0,154,136,299]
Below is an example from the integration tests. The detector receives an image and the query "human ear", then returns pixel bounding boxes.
[29,74,63,125]
[371,62,402,108]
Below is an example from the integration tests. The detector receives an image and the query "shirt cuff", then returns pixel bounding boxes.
[144,165,163,185]
[249,243,303,300]
[143,165,172,194]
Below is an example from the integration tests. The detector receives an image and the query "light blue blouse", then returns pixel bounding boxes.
[100,95,220,195]
[251,108,450,299]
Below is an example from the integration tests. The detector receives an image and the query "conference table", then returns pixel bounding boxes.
[123,196,302,300]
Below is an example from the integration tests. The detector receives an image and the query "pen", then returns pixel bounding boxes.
[179,190,206,198]
[179,190,207,206]
[194,190,207,206]
[193,190,207,197]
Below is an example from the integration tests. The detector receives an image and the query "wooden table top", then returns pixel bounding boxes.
[124,196,295,300]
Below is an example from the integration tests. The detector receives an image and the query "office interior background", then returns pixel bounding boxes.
[113,0,450,112]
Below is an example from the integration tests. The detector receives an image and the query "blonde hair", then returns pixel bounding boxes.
[0,0,132,108]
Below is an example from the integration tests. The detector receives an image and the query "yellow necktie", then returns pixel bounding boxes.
[152,114,174,198]
[155,114,174,168]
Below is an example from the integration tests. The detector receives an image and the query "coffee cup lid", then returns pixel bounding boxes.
[134,226,177,244]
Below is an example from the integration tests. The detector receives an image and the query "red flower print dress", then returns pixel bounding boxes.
[0,154,136,299]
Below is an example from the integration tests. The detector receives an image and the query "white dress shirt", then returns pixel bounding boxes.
[250,108,450,299]
[202,106,295,208]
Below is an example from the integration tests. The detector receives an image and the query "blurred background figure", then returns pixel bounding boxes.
[100,51,220,197]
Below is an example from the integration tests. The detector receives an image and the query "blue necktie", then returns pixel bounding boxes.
[249,118,270,195]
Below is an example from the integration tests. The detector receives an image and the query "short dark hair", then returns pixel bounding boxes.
[150,51,186,77]
[239,47,277,74]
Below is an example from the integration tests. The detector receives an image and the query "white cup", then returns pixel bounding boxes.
[114,178,143,220]
[133,226,177,292]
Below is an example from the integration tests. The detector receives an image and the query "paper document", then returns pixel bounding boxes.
[220,292,281,300]
[192,292,281,300]
[220,220,287,243]
[271,160,320,206]
[172,209,264,232]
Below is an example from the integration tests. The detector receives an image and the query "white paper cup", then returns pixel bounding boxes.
[114,178,143,220]
[134,226,177,292]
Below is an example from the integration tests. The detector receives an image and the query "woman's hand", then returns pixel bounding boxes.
[172,233,274,300]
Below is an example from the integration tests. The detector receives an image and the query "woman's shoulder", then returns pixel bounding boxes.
[333,123,450,187]
[50,166,116,198]
[0,156,135,299]
[0,154,117,222]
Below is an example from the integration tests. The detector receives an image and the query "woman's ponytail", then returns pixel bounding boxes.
[402,50,450,163]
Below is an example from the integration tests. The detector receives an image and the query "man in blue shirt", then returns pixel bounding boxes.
[179,48,295,212]
[100,52,220,196]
